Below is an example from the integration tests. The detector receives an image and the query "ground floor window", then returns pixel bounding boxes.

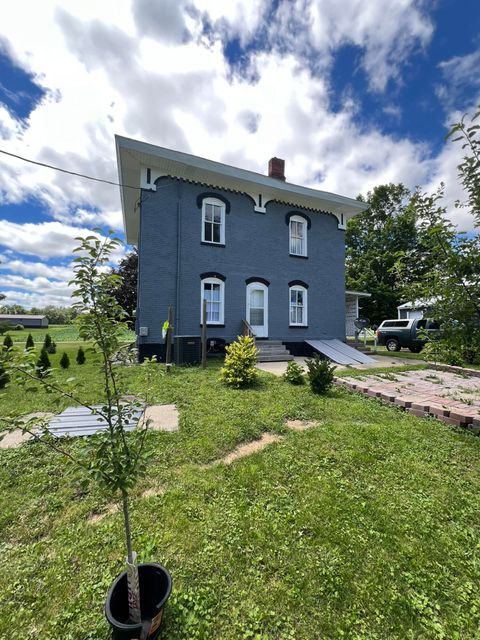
[201,277,224,324]
[289,285,307,326]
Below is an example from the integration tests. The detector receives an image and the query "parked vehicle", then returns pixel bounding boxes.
[376,318,440,352]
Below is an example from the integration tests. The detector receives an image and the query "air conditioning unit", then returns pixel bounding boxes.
[174,335,201,365]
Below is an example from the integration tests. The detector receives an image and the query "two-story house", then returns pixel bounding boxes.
[115,136,368,363]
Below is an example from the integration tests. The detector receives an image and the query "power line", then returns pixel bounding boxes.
[0,148,140,190]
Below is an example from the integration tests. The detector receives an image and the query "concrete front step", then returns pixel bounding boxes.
[256,340,284,346]
[257,354,294,362]
[258,352,291,358]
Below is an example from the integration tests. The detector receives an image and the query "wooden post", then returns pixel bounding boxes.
[201,298,207,369]
[165,305,173,371]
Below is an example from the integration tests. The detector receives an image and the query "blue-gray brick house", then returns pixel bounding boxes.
[115,136,367,363]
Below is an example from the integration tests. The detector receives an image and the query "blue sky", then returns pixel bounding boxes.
[0,0,479,307]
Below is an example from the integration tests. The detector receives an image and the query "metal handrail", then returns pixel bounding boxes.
[241,319,255,338]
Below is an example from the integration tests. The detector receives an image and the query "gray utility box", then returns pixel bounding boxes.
[174,335,201,365]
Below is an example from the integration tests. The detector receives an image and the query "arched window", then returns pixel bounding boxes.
[289,285,308,326]
[289,215,307,256]
[202,197,225,245]
[201,277,225,324]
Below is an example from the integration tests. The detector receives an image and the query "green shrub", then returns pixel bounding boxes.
[221,336,258,388]
[3,335,13,350]
[283,360,305,385]
[59,352,70,369]
[422,341,465,367]
[305,354,336,395]
[25,333,34,349]
[14,324,24,331]
[36,347,51,378]
[76,346,86,365]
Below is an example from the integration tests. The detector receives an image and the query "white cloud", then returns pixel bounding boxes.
[267,0,434,92]
[438,50,480,99]
[0,220,125,262]
[0,289,75,308]
[0,273,73,297]
[53,207,123,230]
[0,220,99,258]
[0,255,73,280]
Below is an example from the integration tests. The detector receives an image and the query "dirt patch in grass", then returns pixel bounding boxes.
[285,419,318,431]
[87,503,119,524]
[141,486,165,499]
[212,433,283,466]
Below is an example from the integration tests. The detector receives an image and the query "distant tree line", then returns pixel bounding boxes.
[0,304,79,325]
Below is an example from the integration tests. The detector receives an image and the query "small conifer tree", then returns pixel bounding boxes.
[43,334,52,350]
[47,340,57,354]
[0,360,7,388]
[25,333,34,349]
[3,334,13,350]
[76,346,86,365]
[59,352,70,369]
[36,347,51,378]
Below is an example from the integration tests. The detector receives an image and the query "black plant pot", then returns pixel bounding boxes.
[105,563,172,640]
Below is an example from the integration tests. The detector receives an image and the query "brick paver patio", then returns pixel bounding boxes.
[336,369,480,432]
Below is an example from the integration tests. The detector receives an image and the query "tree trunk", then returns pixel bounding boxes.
[122,491,141,623]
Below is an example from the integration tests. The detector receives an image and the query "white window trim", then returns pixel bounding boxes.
[289,285,308,326]
[246,281,268,337]
[201,277,225,325]
[289,215,307,257]
[201,197,225,245]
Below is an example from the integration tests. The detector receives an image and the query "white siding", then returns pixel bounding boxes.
[345,296,358,337]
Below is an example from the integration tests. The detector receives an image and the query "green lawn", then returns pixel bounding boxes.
[1,360,480,639]
[2,324,135,344]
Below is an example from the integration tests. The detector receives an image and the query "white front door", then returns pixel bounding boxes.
[247,283,268,338]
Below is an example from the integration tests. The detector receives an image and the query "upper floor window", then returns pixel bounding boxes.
[201,277,225,324]
[202,197,225,245]
[289,215,307,256]
[289,285,307,326]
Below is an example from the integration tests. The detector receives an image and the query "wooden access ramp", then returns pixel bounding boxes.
[305,339,376,365]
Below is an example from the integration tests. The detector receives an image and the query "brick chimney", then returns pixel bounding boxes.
[268,157,286,181]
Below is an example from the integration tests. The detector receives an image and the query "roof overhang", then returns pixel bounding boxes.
[115,135,368,245]
[345,290,371,298]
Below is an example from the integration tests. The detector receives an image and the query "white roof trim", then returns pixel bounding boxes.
[345,290,371,298]
[397,298,434,309]
[115,135,368,245]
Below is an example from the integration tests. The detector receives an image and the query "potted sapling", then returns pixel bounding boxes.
[0,232,171,639]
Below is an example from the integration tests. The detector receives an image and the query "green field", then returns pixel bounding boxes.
[2,324,135,344]
[1,359,480,638]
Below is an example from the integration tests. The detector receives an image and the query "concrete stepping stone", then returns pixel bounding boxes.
[142,404,179,432]
[0,412,54,449]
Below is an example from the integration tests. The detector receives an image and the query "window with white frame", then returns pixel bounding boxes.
[289,285,307,325]
[202,197,225,244]
[201,277,225,324]
[289,215,307,256]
